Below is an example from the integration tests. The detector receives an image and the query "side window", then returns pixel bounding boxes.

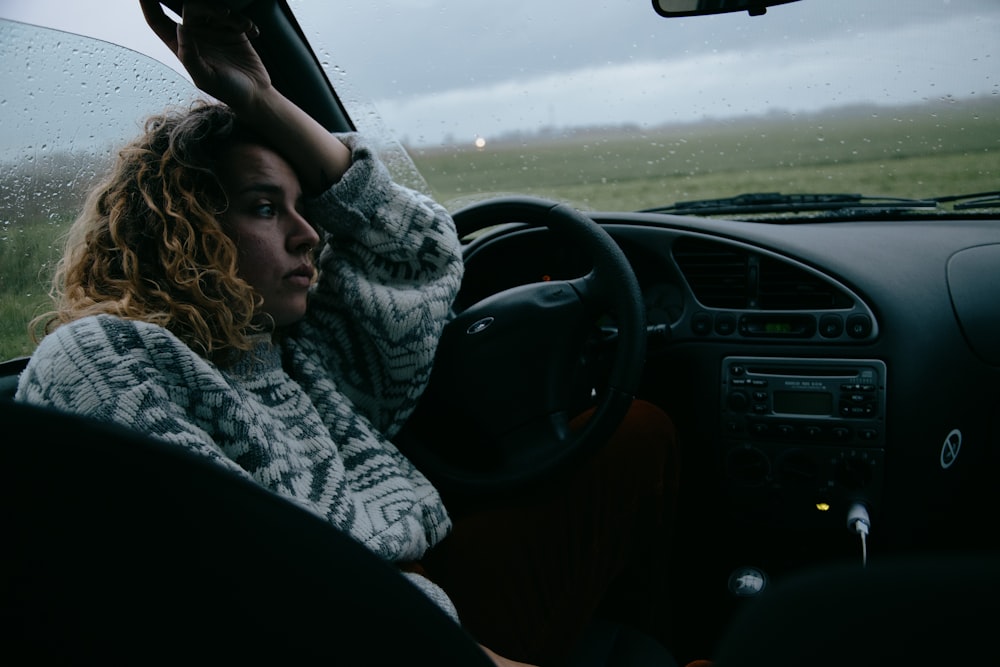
[0,20,195,360]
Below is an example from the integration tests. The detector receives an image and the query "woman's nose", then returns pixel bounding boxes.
[289,210,320,251]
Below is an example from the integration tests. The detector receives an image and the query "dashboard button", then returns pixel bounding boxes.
[819,314,844,338]
[715,313,737,335]
[846,314,873,338]
[692,312,713,335]
[728,391,749,411]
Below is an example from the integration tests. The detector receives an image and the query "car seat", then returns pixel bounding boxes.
[710,548,1000,666]
[0,399,676,666]
[0,356,27,401]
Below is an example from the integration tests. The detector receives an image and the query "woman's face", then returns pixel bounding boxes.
[217,142,320,328]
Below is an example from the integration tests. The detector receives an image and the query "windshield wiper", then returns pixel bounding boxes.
[936,190,1000,210]
[640,192,939,216]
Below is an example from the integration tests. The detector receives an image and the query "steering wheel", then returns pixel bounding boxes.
[399,196,647,496]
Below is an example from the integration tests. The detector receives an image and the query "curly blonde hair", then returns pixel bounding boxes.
[32,101,271,366]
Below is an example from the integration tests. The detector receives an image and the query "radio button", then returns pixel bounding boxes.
[840,405,870,417]
[727,391,749,411]
[841,383,876,392]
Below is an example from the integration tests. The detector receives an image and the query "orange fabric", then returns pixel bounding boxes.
[421,399,679,665]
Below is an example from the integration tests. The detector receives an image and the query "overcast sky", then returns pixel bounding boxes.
[1,0,998,147]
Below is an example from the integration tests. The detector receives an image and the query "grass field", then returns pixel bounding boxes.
[410,100,1000,211]
[2,99,998,361]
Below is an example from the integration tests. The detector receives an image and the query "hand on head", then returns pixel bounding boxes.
[139,0,269,111]
[138,1,352,192]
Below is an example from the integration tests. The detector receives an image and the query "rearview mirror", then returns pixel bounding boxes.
[652,0,801,17]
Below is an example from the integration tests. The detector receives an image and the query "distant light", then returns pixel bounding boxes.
[815,502,831,512]
[474,136,487,150]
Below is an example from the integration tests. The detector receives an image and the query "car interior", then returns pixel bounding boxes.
[2,0,999,664]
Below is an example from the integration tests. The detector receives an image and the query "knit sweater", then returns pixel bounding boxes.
[15,134,465,620]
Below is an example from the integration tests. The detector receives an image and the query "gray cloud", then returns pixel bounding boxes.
[2,0,997,148]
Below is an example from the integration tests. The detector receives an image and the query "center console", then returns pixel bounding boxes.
[715,356,887,579]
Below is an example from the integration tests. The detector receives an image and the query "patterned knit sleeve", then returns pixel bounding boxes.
[400,571,460,623]
[15,315,255,481]
[292,134,464,437]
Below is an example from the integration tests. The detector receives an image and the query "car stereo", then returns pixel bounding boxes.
[717,356,888,574]
[720,356,886,447]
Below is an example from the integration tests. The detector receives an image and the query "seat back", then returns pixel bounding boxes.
[712,551,1000,666]
[0,400,493,665]
[0,356,28,400]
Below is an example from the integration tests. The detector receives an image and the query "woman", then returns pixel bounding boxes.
[15,3,678,665]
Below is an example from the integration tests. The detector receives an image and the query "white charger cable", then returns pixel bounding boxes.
[846,502,870,567]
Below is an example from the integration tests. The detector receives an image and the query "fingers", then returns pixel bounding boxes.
[181,2,259,40]
[139,1,259,49]
[139,0,179,52]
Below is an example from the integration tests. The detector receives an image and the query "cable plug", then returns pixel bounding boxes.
[846,501,870,567]
[847,501,870,536]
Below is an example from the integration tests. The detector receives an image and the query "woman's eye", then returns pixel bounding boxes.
[255,203,277,217]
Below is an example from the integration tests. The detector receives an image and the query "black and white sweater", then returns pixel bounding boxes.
[15,134,464,619]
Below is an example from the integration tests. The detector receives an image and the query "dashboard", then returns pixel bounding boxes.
[456,210,1000,642]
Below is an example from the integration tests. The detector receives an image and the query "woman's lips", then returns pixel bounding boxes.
[285,265,315,288]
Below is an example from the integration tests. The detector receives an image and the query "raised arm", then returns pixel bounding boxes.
[139,0,350,193]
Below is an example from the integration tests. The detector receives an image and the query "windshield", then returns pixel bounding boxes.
[0,0,997,360]
[3,0,998,213]
[292,0,999,211]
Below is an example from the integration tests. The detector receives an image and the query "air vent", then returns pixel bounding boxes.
[671,239,749,308]
[757,256,853,309]
[673,238,853,310]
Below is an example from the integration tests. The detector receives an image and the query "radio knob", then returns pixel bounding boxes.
[728,391,749,412]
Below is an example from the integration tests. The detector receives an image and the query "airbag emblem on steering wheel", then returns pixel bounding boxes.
[466,317,495,335]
